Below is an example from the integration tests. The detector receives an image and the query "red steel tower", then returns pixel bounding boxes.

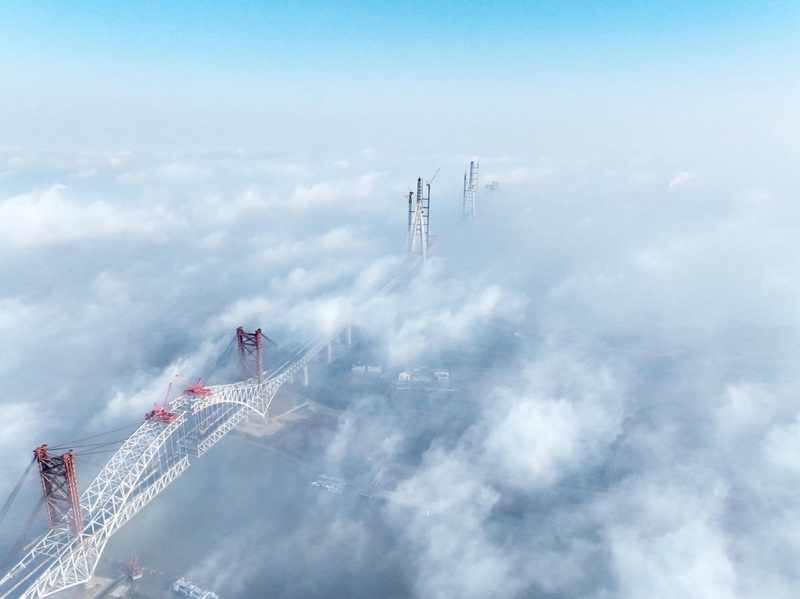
[33,445,83,535]
[236,327,264,383]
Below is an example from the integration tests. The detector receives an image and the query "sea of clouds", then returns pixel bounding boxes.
[1,141,799,598]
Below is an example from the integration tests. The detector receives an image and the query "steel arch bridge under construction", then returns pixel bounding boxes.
[0,329,342,599]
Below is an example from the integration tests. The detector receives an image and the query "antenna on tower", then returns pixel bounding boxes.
[462,160,479,221]
[426,168,439,250]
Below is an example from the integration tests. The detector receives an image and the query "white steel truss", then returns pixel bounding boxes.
[1,331,339,599]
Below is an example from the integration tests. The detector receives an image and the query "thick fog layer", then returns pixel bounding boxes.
[0,140,798,599]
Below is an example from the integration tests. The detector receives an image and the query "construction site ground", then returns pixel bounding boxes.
[232,384,341,462]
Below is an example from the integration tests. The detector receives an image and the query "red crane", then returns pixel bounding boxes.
[175,375,213,398]
[145,382,179,423]
[129,549,143,580]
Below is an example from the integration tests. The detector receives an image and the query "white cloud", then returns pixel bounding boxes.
[603,478,737,599]
[159,161,209,179]
[206,187,275,224]
[358,147,376,160]
[0,402,48,488]
[481,359,624,489]
[764,415,800,475]
[2,141,800,599]
[252,226,369,267]
[668,170,694,187]
[0,185,184,246]
[288,172,384,210]
[736,189,771,205]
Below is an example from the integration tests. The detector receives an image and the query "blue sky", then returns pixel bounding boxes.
[0,1,796,183]
[1,0,797,151]
[2,1,797,71]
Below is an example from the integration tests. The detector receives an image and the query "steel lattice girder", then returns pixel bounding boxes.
[1,418,189,599]
[1,330,341,599]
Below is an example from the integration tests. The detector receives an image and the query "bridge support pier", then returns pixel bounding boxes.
[303,364,309,386]
[327,343,332,363]
[346,326,352,345]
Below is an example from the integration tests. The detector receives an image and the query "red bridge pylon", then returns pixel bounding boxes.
[237,327,264,383]
[33,444,83,535]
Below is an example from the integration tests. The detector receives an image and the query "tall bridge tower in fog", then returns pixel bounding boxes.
[407,177,430,260]
[462,161,479,221]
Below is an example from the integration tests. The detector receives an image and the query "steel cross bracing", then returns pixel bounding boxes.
[0,332,339,599]
[0,416,190,599]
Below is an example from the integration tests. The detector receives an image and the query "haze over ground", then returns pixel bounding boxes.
[1,1,799,598]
